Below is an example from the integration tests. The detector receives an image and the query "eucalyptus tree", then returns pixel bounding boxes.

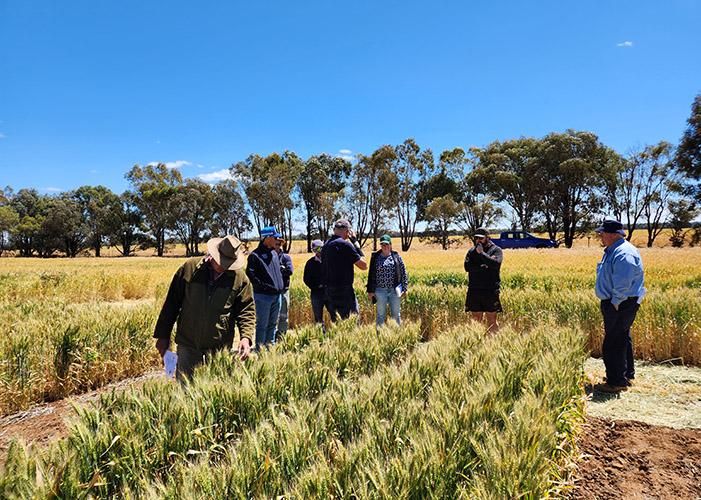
[537,130,620,247]
[170,179,215,256]
[349,145,397,249]
[298,154,351,251]
[41,193,86,257]
[470,138,542,232]
[211,179,252,242]
[423,195,461,250]
[393,138,435,251]
[10,188,51,256]
[74,185,120,257]
[0,187,18,256]
[416,149,464,222]
[125,163,182,256]
[674,92,701,204]
[107,191,145,257]
[231,150,302,249]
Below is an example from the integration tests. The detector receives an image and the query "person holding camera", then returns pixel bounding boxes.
[321,218,367,321]
[464,227,503,334]
[367,234,408,329]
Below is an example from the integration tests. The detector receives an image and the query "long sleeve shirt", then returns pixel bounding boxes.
[595,238,645,306]
[464,242,503,290]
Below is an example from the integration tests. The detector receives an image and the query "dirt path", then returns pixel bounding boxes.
[2,362,701,499]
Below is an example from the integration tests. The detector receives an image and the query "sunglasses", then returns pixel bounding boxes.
[313,247,321,253]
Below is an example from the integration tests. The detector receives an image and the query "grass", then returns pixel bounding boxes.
[0,320,586,499]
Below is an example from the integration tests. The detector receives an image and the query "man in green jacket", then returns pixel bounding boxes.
[154,235,255,382]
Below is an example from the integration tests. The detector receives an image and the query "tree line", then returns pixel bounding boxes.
[1,93,700,258]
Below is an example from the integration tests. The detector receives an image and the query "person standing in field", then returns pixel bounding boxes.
[367,234,408,329]
[246,226,285,350]
[321,218,368,321]
[274,237,293,342]
[303,239,332,331]
[593,219,646,394]
[153,235,255,382]
[464,227,503,334]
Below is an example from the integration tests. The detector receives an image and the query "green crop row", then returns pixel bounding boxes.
[1,320,585,499]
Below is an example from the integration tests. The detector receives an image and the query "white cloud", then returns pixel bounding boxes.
[197,164,205,169]
[617,41,633,47]
[337,149,357,162]
[41,187,62,192]
[148,160,192,169]
[0,133,5,138]
[155,140,161,144]
[198,169,232,183]
[90,169,98,173]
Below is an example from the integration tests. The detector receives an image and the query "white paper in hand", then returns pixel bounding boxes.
[395,285,402,298]
[164,350,178,379]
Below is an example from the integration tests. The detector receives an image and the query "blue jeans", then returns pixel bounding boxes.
[375,287,401,327]
[254,293,281,349]
[601,297,639,386]
[276,290,289,341]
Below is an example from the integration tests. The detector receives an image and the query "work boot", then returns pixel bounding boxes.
[593,383,628,393]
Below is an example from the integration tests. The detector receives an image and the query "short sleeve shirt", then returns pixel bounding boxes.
[321,235,362,288]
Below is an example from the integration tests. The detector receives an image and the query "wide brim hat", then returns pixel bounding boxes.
[207,235,246,271]
[594,219,626,236]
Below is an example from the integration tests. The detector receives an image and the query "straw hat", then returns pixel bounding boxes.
[206,235,246,270]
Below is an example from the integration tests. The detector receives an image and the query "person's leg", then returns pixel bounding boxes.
[254,293,274,350]
[265,294,281,346]
[375,288,389,327]
[175,344,204,384]
[325,289,340,323]
[311,291,325,324]
[619,298,640,381]
[601,300,634,387]
[485,312,499,334]
[276,290,289,342]
[471,311,484,323]
[387,287,401,326]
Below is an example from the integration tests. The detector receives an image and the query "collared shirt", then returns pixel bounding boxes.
[595,238,645,306]
[321,235,364,288]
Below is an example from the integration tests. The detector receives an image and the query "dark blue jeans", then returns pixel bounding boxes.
[324,287,358,322]
[310,289,332,332]
[601,297,639,386]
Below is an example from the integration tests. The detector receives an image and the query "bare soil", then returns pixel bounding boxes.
[1,366,700,499]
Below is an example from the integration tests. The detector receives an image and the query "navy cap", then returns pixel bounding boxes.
[594,219,625,235]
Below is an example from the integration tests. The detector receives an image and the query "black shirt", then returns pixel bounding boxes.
[464,242,503,290]
[321,235,364,288]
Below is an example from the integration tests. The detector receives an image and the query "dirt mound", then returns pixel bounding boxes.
[565,416,701,499]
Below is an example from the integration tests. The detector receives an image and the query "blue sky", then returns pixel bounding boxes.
[1,1,700,195]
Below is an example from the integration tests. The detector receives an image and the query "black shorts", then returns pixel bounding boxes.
[465,289,502,313]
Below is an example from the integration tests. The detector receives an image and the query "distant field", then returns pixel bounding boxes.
[0,246,699,414]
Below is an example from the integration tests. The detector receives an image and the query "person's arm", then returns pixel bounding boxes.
[354,256,368,270]
[397,253,409,294]
[464,248,484,273]
[281,253,293,278]
[232,276,256,360]
[366,252,377,293]
[610,252,639,307]
[153,265,186,357]
[303,260,314,289]
[477,245,503,269]
[245,252,266,288]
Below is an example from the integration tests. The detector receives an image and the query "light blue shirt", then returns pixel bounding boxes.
[595,238,645,306]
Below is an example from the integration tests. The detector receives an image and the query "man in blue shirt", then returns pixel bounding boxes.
[321,218,368,321]
[593,219,646,394]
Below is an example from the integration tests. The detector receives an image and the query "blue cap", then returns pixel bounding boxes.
[260,226,282,238]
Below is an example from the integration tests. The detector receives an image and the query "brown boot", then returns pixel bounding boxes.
[594,383,628,393]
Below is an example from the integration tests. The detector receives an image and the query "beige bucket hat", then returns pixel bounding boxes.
[206,235,246,270]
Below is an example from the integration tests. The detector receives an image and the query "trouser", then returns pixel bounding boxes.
[276,290,289,341]
[254,292,281,350]
[374,287,401,327]
[601,297,639,387]
[325,287,359,322]
[176,343,231,383]
[310,289,332,331]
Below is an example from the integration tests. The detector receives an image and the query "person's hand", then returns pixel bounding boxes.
[475,242,483,254]
[401,290,407,298]
[368,292,375,302]
[155,338,170,358]
[613,303,619,311]
[238,337,251,361]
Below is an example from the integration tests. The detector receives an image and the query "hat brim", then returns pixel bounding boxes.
[594,226,626,235]
[207,237,246,271]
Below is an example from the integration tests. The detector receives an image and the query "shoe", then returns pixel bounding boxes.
[593,383,628,393]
